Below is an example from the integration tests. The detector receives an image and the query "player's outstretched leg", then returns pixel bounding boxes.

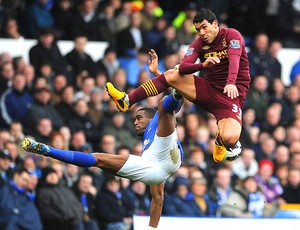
[21,138,50,155]
[21,138,97,167]
[213,131,227,163]
[106,82,130,112]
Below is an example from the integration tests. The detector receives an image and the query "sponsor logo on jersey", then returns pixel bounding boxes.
[229,39,240,49]
[185,47,194,56]
[236,114,241,120]
[202,46,210,50]
[204,49,228,59]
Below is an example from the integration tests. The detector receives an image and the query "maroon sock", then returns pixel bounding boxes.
[128,74,169,106]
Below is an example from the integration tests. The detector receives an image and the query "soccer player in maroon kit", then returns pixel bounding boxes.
[107,8,251,163]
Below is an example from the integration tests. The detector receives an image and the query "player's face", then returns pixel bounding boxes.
[133,110,151,136]
[194,20,219,45]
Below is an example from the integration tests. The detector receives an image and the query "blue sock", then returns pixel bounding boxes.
[47,146,97,167]
[162,93,181,112]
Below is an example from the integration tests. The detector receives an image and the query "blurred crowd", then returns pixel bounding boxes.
[0,0,300,230]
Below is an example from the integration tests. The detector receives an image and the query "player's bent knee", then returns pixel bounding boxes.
[221,134,239,147]
[165,69,180,85]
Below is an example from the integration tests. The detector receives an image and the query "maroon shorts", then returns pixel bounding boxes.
[192,75,247,125]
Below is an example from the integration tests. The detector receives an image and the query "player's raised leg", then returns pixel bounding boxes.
[106,70,196,112]
[21,138,128,172]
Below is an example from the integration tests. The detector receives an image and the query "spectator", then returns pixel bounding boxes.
[207,167,233,216]
[25,87,64,134]
[55,85,76,125]
[256,135,277,162]
[275,164,290,187]
[278,0,300,48]
[69,130,88,151]
[154,25,181,58]
[172,2,198,31]
[65,35,96,80]
[146,16,167,48]
[0,61,15,96]
[123,46,153,87]
[187,177,211,216]
[97,4,118,45]
[62,163,80,188]
[70,0,100,41]
[88,87,105,128]
[23,155,42,178]
[248,33,276,84]
[23,64,36,91]
[0,149,13,187]
[163,175,202,217]
[102,111,137,149]
[50,74,68,104]
[220,176,281,218]
[5,140,23,171]
[245,75,270,123]
[0,167,43,230]
[98,133,117,154]
[268,39,282,80]
[26,0,55,38]
[116,11,150,58]
[29,28,70,78]
[290,152,300,171]
[34,118,53,144]
[281,168,300,203]
[52,0,74,40]
[2,17,24,40]
[255,159,283,203]
[0,73,33,128]
[36,167,84,230]
[140,0,160,31]
[74,76,95,102]
[274,145,290,169]
[123,180,151,216]
[232,148,259,180]
[68,98,100,148]
[114,1,132,32]
[96,174,133,230]
[96,46,120,81]
[72,172,99,230]
[281,85,300,126]
[8,121,25,150]
[177,18,197,46]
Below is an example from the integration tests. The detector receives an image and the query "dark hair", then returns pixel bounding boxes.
[13,167,29,176]
[137,107,156,119]
[193,8,217,24]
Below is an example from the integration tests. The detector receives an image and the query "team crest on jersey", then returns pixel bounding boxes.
[144,139,150,147]
[222,38,227,47]
[202,46,210,50]
[185,47,194,56]
[229,39,240,48]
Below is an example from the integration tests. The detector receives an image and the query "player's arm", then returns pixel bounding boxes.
[179,39,220,74]
[149,182,164,229]
[224,29,244,99]
[148,49,162,77]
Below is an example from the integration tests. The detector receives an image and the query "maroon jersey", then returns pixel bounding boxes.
[179,27,251,96]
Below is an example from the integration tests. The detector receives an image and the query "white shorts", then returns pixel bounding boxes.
[117,130,182,185]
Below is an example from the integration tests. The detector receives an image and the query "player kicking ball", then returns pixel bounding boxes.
[106,8,248,163]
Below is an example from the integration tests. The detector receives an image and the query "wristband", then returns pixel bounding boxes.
[148,226,157,230]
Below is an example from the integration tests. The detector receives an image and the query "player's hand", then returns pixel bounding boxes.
[202,57,220,68]
[148,49,162,76]
[223,84,239,99]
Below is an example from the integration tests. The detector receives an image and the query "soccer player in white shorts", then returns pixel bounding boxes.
[21,89,184,230]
